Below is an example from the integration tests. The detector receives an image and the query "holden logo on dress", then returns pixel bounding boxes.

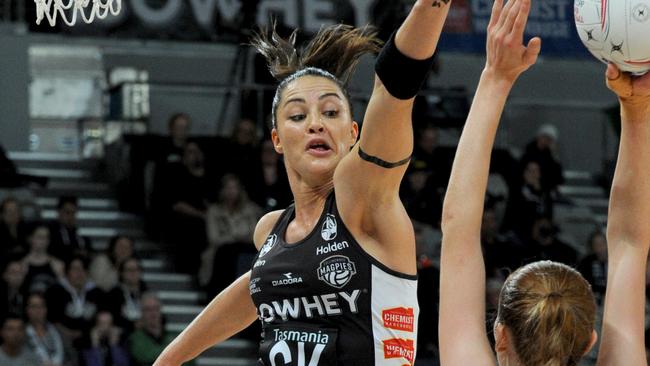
[321,214,337,241]
[382,307,415,332]
[383,338,415,365]
[317,255,356,289]
[259,234,277,258]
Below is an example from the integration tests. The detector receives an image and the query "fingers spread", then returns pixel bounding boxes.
[488,0,505,31]
[512,0,531,42]
[500,0,522,38]
[496,0,516,32]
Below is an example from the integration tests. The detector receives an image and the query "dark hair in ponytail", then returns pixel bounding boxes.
[497,261,596,366]
[250,23,382,127]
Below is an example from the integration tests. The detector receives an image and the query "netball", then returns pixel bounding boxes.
[575,0,650,74]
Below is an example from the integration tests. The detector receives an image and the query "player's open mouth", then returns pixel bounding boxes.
[306,139,332,153]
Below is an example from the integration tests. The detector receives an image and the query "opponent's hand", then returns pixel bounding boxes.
[606,64,650,101]
[484,0,541,83]
[606,64,650,122]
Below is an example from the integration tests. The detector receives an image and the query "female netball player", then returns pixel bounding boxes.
[439,0,650,364]
[154,1,450,365]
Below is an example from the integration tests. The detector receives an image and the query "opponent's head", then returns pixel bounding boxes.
[495,261,597,366]
[251,24,380,180]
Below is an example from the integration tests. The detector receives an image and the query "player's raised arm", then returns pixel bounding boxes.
[438,0,540,364]
[336,0,451,202]
[596,65,650,366]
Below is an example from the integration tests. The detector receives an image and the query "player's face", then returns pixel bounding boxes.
[272,76,358,182]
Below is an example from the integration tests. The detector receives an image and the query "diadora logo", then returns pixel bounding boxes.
[383,338,415,365]
[259,234,277,258]
[321,214,337,241]
[249,277,261,295]
[272,272,304,287]
[317,255,356,289]
[315,240,349,255]
[382,307,415,332]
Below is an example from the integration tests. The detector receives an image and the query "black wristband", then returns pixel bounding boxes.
[375,31,436,100]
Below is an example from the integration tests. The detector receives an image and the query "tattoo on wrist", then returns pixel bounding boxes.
[432,0,450,7]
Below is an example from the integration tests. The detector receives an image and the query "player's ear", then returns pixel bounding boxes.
[272,128,283,154]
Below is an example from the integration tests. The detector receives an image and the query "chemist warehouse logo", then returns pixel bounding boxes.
[382,307,415,332]
[321,214,337,241]
[383,338,415,365]
[317,255,356,289]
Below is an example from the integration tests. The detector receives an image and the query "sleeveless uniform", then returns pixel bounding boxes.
[250,191,419,366]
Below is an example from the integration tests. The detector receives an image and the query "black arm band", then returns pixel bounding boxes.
[358,147,411,169]
[375,31,436,100]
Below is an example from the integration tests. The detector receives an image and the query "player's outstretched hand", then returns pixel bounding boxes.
[606,64,650,101]
[484,0,541,83]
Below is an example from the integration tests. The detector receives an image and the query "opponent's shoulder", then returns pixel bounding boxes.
[253,210,284,250]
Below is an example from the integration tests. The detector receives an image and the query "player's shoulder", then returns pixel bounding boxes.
[253,209,284,250]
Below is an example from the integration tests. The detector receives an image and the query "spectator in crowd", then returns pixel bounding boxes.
[163,142,214,273]
[412,123,449,189]
[24,292,77,366]
[106,258,147,333]
[520,123,565,193]
[400,159,443,228]
[49,196,91,261]
[502,160,553,239]
[0,260,28,317]
[22,223,64,293]
[225,118,261,182]
[89,235,136,292]
[0,197,29,263]
[46,255,104,346]
[200,174,262,288]
[527,216,577,266]
[481,206,526,278]
[245,139,292,211]
[0,314,40,366]
[129,293,189,366]
[577,229,608,303]
[160,113,191,164]
[81,311,130,366]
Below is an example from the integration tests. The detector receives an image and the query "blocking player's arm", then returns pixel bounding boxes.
[439,0,540,364]
[596,65,650,366]
[154,211,282,366]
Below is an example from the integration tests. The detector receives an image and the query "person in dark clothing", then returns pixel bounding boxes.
[49,196,91,261]
[526,216,577,266]
[520,123,565,193]
[0,197,29,267]
[481,207,527,278]
[45,255,104,347]
[0,260,28,318]
[245,139,292,212]
[503,160,553,239]
[577,230,608,304]
[159,113,191,165]
[105,258,147,333]
[81,311,130,366]
[400,158,443,228]
[161,142,215,273]
[0,145,48,188]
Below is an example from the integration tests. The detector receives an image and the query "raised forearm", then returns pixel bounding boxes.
[154,272,257,365]
[395,0,451,60]
[442,72,512,236]
[607,99,650,248]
